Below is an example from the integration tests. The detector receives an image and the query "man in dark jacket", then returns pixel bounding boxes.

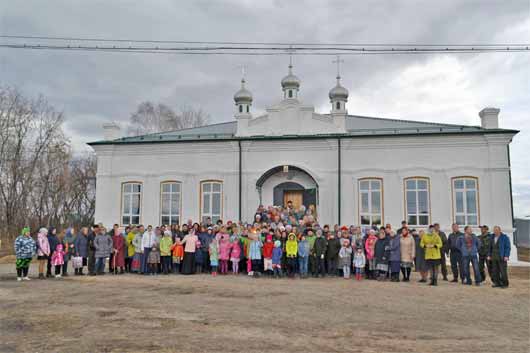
[87,224,99,276]
[478,225,493,283]
[488,226,511,288]
[447,223,464,282]
[326,233,341,276]
[434,223,449,281]
[46,228,59,278]
[313,229,327,277]
[73,227,89,275]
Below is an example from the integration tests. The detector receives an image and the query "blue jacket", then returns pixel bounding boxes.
[456,234,481,257]
[488,233,511,259]
[15,235,36,259]
[389,235,401,262]
[272,247,283,265]
[74,233,89,258]
[298,239,310,257]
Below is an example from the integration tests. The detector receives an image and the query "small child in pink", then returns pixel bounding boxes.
[230,238,241,275]
[51,243,65,278]
[218,230,230,274]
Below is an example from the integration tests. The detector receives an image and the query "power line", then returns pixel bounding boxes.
[0,43,528,56]
[1,34,528,47]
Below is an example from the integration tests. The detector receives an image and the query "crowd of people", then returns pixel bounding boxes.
[14,203,511,288]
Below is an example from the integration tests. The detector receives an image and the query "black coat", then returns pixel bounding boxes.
[326,237,341,260]
[314,237,327,258]
[374,237,390,264]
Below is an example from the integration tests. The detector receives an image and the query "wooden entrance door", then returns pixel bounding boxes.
[284,190,303,209]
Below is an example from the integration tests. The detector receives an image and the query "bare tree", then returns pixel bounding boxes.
[127,101,209,136]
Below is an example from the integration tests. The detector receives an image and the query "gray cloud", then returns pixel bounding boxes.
[0,1,529,215]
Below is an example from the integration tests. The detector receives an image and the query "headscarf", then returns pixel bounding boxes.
[21,227,30,235]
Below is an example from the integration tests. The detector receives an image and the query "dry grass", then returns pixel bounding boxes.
[0,264,529,353]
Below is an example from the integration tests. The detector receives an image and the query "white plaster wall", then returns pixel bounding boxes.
[92,132,518,260]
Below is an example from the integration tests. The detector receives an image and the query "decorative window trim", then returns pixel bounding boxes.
[357,177,384,226]
[120,181,143,226]
[451,176,480,226]
[200,180,223,223]
[403,177,431,227]
[160,180,182,226]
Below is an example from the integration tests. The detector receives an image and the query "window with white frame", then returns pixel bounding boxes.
[452,177,479,226]
[201,181,222,223]
[405,178,430,226]
[359,178,383,225]
[160,182,181,225]
[121,182,142,225]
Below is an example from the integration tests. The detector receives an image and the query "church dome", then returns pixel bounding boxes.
[234,79,253,103]
[281,65,300,89]
[329,81,349,100]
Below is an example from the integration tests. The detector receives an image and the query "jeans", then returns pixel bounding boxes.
[440,251,448,279]
[161,256,172,274]
[142,247,151,274]
[327,258,337,276]
[316,257,326,276]
[462,255,482,284]
[343,265,351,278]
[449,250,463,280]
[95,257,106,274]
[298,256,309,276]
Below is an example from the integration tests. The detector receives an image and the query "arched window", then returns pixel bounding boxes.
[160,181,181,225]
[358,178,383,226]
[121,182,142,225]
[336,101,340,110]
[201,180,223,223]
[288,90,293,98]
[239,104,243,113]
[452,177,479,226]
[404,177,430,226]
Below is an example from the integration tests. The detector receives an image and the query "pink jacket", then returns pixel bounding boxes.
[365,235,378,260]
[37,232,50,256]
[51,244,65,266]
[218,234,231,260]
[230,241,241,260]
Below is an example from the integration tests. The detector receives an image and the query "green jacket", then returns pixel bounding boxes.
[478,233,492,257]
[159,236,173,256]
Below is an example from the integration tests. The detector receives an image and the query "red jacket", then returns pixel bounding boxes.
[263,241,274,258]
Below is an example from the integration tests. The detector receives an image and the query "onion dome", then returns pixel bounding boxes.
[329,76,349,100]
[234,79,253,103]
[281,64,300,89]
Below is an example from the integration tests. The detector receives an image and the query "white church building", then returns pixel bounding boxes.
[89,62,519,259]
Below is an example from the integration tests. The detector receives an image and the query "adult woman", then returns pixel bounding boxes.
[399,228,415,282]
[74,227,89,275]
[94,227,113,275]
[420,227,443,286]
[62,227,76,276]
[131,228,143,273]
[388,230,401,282]
[37,228,50,279]
[126,226,136,272]
[414,230,428,282]
[112,227,126,274]
[46,227,59,278]
[14,227,36,281]
[180,229,198,274]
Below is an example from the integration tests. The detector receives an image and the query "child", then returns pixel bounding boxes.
[230,237,241,275]
[195,240,204,274]
[353,248,366,280]
[248,230,263,276]
[218,231,230,275]
[159,230,173,275]
[364,230,378,280]
[209,240,219,276]
[262,234,274,276]
[285,233,298,278]
[339,239,353,279]
[148,236,160,276]
[272,240,283,278]
[51,243,65,278]
[37,228,50,279]
[170,238,184,274]
[297,234,310,278]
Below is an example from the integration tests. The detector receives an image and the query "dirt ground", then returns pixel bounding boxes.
[0,264,529,353]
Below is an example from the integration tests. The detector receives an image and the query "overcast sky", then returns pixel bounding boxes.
[1,1,529,217]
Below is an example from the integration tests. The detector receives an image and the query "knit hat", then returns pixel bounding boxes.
[164,230,171,236]
[21,227,30,235]
[266,234,272,242]
[274,240,281,248]
[39,227,48,234]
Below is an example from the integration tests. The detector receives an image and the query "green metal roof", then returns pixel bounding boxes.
[88,114,518,146]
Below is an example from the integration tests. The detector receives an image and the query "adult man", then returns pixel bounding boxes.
[433,223,449,281]
[94,226,113,275]
[478,225,493,283]
[488,226,511,288]
[141,225,155,274]
[87,224,99,276]
[326,232,341,276]
[456,226,482,286]
[447,223,464,282]
[305,229,317,276]
[397,221,408,236]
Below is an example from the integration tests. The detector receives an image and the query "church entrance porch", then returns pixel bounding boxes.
[256,165,318,211]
